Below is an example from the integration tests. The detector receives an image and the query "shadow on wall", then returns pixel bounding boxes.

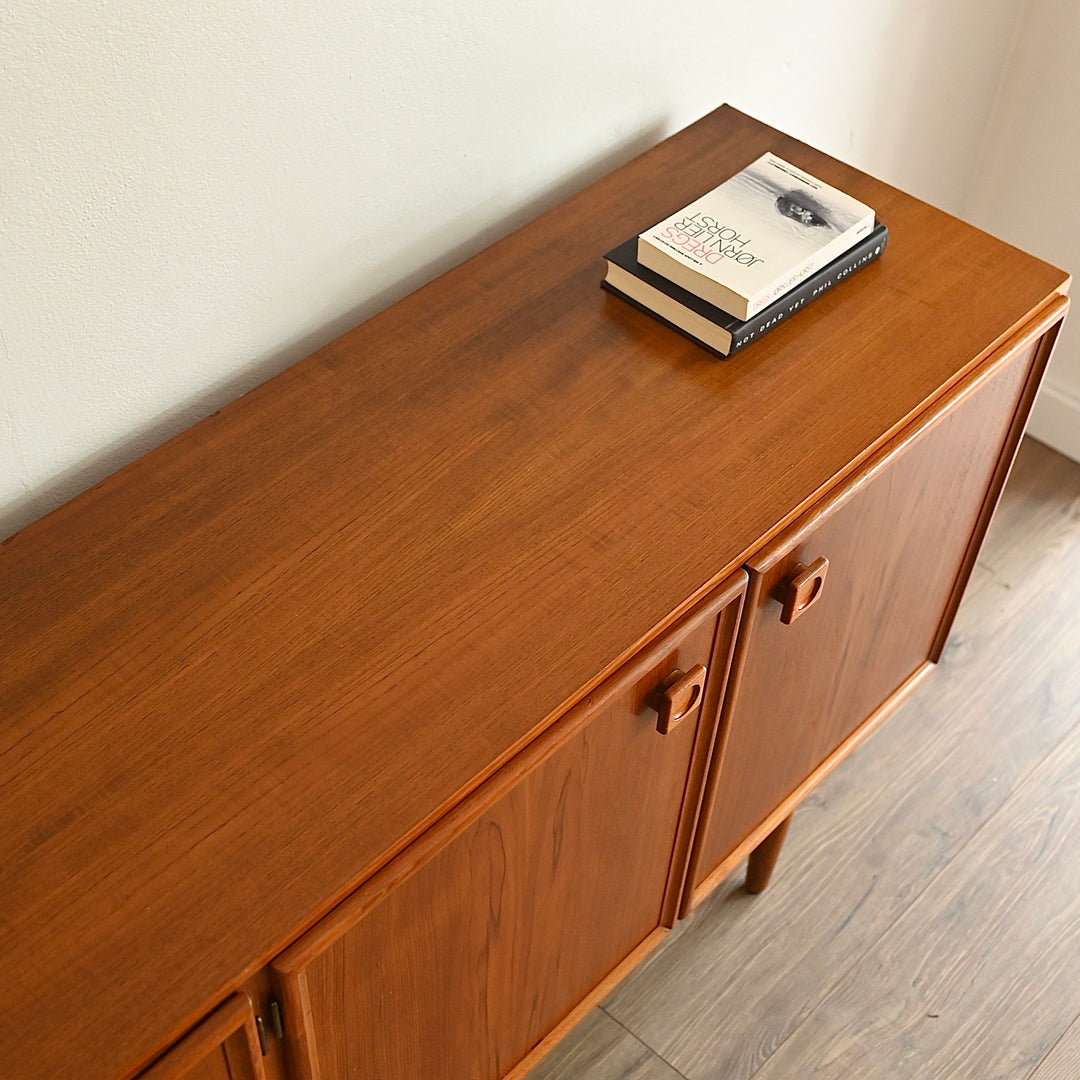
[0,119,668,543]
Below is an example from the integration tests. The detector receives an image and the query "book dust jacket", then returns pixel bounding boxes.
[637,152,874,319]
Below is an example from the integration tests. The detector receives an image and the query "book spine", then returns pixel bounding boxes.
[745,218,874,317]
[726,227,888,356]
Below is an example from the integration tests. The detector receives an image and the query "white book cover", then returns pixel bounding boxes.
[637,152,874,320]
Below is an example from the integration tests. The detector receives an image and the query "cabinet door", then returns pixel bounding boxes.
[272,575,744,1080]
[138,995,266,1080]
[687,327,1052,906]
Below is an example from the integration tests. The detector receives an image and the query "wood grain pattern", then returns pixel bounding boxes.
[137,996,265,1080]
[928,309,1065,663]
[688,330,1039,896]
[524,1010,683,1080]
[685,661,933,913]
[271,584,740,1080]
[744,815,791,894]
[597,438,1080,1080]
[978,438,1080,575]
[1029,1016,1080,1080]
[0,106,1068,1080]
[502,932,671,1080]
[748,699,1080,1079]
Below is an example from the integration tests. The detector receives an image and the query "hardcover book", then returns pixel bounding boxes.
[637,152,875,320]
[605,221,888,357]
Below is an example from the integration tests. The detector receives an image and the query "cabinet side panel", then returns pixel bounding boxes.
[690,336,1040,894]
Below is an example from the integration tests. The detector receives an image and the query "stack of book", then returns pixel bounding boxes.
[603,151,887,357]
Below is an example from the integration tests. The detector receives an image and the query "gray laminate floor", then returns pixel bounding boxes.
[527,436,1080,1080]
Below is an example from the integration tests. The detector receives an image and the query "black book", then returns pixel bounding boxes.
[602,220,888,358]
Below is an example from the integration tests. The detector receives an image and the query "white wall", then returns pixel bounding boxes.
[965,0,1080,461]
[0,0,1031,538]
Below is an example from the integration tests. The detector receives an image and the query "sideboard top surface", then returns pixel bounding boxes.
[0,105,1068,1080]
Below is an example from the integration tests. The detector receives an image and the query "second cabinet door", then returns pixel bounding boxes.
[687,330,1044,904]
[272,575,745,1080]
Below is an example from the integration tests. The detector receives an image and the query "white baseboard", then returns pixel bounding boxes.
[1027,382,1080,463]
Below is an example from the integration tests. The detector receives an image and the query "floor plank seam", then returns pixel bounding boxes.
[1023,1008,1080,1080]
[596,1004,694,1080]
[691,639,1080,1076]
[733,674,1080,1076]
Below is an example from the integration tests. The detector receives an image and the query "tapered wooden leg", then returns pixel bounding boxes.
[745,815,792,894]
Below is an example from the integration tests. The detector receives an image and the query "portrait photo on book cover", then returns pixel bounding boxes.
[730,156,866,257]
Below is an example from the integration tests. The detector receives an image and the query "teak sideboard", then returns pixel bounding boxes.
[0,106,1069,1080]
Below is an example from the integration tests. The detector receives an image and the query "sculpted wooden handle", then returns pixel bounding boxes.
[781,556,830,624]
[654,664,708,735]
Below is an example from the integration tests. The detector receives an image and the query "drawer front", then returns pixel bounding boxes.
[688,331,1045,902]
[272,575,745,1080]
